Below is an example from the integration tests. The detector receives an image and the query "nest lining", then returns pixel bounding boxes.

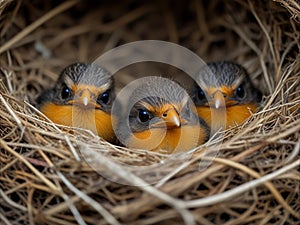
[0,0,299,225]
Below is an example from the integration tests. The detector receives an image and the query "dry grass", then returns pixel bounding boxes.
[0,0,299,224]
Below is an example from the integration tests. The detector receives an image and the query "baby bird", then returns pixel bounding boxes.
[114,76,209,154]
[36,63,116,142]
[192,61,262,130]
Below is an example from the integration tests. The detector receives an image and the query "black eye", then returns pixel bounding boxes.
[235,85,245,99]
[99,91,110,104]
[138,109,151,123]
[61,85,71,99]
[198,88,206,101]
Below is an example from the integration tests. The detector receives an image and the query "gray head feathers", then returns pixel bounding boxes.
[58,63,113,88]
[196,61,247,89]
[129,76,190,109]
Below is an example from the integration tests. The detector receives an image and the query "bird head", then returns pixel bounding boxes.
[51,63,115,112]
[193,61,262,109]
[127,77,198,133]
[129,97,187,133]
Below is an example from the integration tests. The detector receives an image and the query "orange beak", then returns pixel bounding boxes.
[162,108,181,128]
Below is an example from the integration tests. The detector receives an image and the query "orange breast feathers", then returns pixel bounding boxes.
[129,124,207,154]
[40,102,115,142]
[196,103,258,129]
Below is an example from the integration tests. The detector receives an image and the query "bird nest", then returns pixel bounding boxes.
[0,0,299,224]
